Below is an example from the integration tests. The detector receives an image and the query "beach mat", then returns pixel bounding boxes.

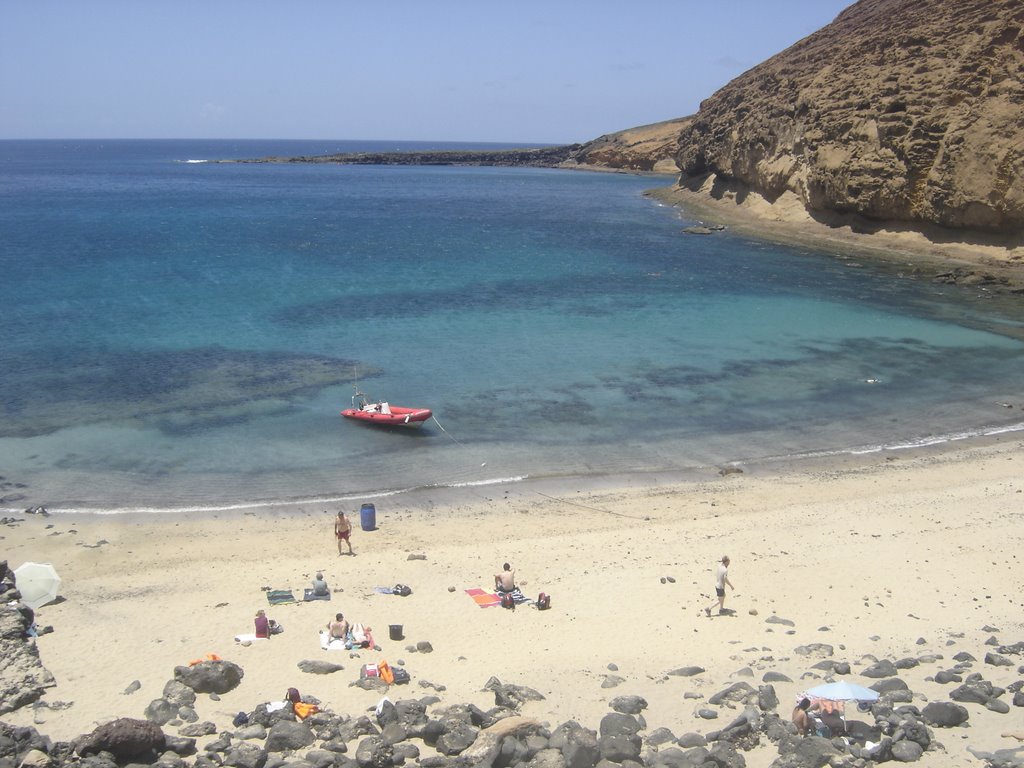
[303,589,331,602]
[266,589,296,605]
[319,630,347,651]
[506,587,532,605]
[465,588,501,608]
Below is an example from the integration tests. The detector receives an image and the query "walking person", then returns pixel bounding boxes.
[705,555,733,616]
[335,511,353,556]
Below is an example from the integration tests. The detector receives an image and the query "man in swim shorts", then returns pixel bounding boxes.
[705,555,733,616]
[494,562,516,593]
[335,511,353,555]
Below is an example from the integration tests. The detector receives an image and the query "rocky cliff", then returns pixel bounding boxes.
[566,118,689,173]
[675,0,1024,232]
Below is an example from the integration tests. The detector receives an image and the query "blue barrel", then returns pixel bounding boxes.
[360,503,376,531]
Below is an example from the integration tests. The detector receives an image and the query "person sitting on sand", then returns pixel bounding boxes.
[494,562,516,593]
[327,612,350,641]
[254,609,271,639]
[792,698,812,735]
[311,572,329,596]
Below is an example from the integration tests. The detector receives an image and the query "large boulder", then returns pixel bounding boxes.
[74,718,166,760]
[173,659,244,694]
[921,701,969,728]
[548,721,599,768]
[0,605,56,714]
[264,721,315,753]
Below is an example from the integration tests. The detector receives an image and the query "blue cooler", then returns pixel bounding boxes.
[360,503,376,531]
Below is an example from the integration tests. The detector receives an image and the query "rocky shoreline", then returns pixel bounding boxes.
[4,586,1024,767]
[215,146,583,169]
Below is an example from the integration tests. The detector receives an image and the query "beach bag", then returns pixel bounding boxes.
[393,583,412,597]
[378,659,395,685]
[361,663,379,679]
[392,667,411,685]
[501,592,515,610]
[537,592,550,610]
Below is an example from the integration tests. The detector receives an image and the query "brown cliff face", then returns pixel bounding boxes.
[568,118,691,173]
[675,0,1024,232]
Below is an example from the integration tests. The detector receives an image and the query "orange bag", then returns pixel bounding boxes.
[293,701,319,720]
[378,659,395,685]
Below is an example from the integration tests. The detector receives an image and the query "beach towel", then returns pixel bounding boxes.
[465,588,501,608]
[234,633,269,644]
[303,588,331,602]
[507,587,530,604]
[319,630,347,651]
[266,589,296,605]
[375,586,395,594]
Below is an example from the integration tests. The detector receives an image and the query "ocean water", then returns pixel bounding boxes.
[2,138,1023,513]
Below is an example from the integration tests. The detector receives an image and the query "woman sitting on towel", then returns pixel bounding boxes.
[327,612,349,641]
[254,609,271,639]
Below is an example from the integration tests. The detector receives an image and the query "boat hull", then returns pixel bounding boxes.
[340,406,433,428]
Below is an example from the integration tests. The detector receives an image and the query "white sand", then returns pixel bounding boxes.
[4,436,1024,766]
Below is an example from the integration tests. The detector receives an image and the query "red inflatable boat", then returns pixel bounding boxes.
[341,390,432,428]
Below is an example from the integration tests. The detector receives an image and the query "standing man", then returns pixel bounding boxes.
[705,555,733,616]
[335,511,353,556]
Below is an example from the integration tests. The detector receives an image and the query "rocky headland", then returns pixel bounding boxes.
[672,0,1024,233]
[229,0,1024,292]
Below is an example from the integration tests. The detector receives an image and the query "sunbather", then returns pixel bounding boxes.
[494,562,516,593]
[311,572,329,596]
[254,609,271,639]
[327,612,349,641]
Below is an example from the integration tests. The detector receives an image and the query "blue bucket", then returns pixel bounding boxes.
[360,503,376,531]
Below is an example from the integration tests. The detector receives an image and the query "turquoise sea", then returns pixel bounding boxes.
[2,139,1023,514]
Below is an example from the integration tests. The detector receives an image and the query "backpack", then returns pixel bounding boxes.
[500,592,515,610]
[392,667,411,684]
[393,583,412,597]
[537,592,551,610]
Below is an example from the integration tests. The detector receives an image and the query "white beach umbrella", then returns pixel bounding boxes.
[805,679,880,702]
[13,562,62,611]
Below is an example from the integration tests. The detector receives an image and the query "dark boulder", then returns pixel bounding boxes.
[950,680,995,705]
[548,721,598,768]
[921,702,969,727]
[221,742,267,768]
[708,682,757,706]
[434,720,478,756]
[162,680,197,708]
[74,718,165,760]
[862,660,899,678]
[354,736,393,767]
[298,660,345,675]
[264,721,315,753]
[609,696,647,715]
[173,660,244,695]
[890,740,924,762]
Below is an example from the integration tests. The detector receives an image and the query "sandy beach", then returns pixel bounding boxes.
[4,435,1023,766]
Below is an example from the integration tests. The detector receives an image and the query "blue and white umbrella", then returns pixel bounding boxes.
[805,680,880,702]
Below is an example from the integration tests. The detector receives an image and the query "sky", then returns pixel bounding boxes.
[1,1,854,144]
